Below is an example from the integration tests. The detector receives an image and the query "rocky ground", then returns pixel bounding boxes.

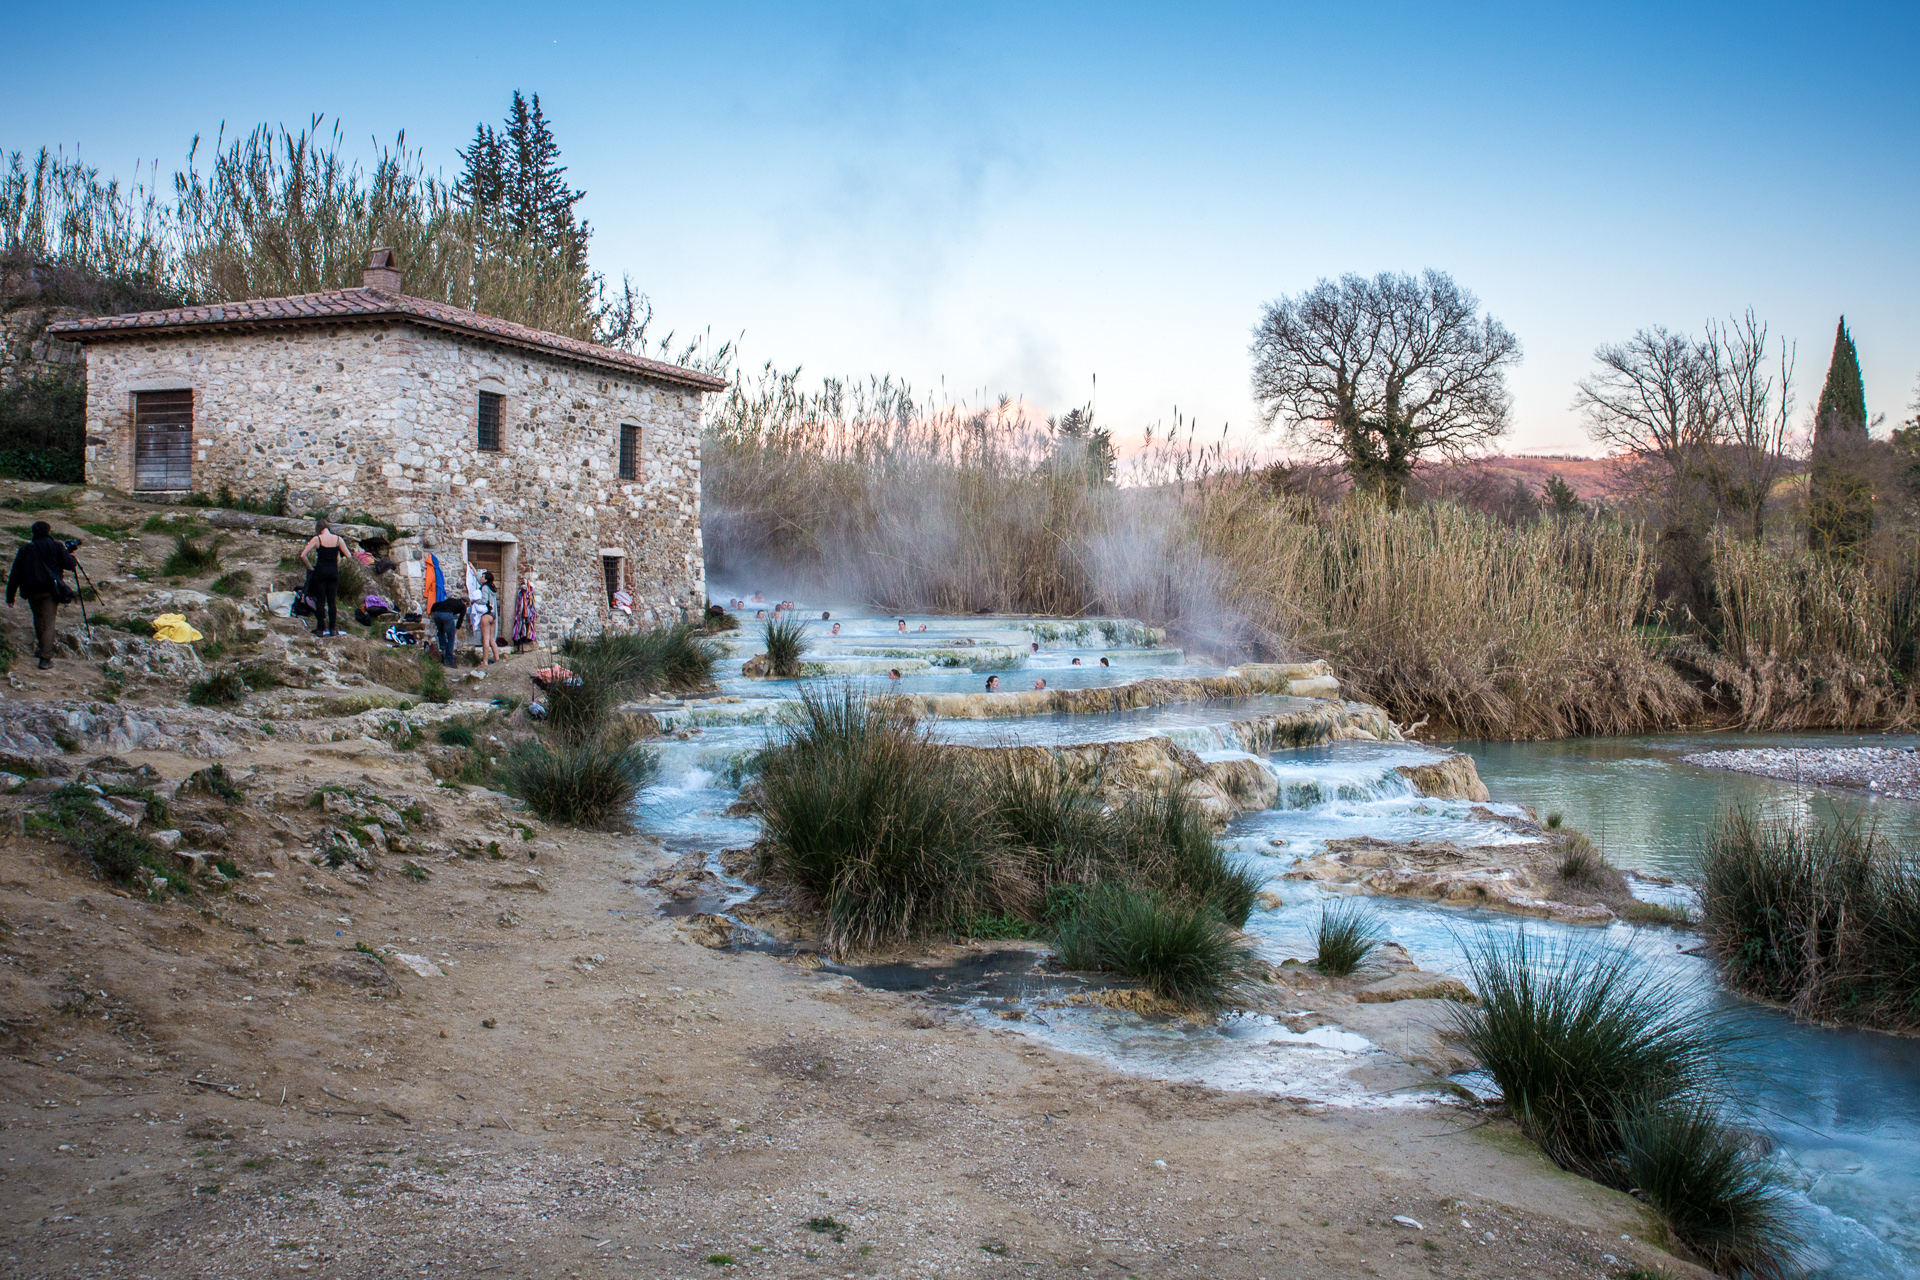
[1683,745,1920,799]
[0,480,1714,1279]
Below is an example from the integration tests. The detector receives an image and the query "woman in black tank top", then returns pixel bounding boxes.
[302,518,346,636]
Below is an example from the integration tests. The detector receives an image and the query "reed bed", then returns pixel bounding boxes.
[1697,809,1920,1033]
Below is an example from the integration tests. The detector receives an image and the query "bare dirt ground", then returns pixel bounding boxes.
[0,482,1711,1280]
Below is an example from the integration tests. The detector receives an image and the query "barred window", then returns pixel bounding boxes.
[477,390,503,452]
[618,423,639,480]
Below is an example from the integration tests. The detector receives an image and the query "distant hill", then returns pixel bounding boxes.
[1462,454,1640,501]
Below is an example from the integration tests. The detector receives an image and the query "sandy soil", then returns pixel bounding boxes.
[0,482,1711,1280]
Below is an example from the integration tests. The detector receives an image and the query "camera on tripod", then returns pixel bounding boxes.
[61,538,81,553]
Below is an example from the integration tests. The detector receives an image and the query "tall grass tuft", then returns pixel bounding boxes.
[501,737,657,827]
[757,683,1018,955]
[162,534,221,576]
[1453,930,1729,1176]
[560,623,718,695]
[1108,784,1261,927]
[1311,898,1384,975]
[1615,1102,1805,1279]
[1698,809,1920,1033]
[762,616,809,678]
[1054,882,1257,1009]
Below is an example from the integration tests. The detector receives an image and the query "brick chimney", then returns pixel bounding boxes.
[362,247,403,293]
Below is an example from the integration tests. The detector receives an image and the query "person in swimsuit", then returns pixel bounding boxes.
[471,567,501,664]
[301,518,346,636]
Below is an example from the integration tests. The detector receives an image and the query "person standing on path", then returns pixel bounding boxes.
[470,566,501,664]
[5,521,78,669]
[301,518,348,636]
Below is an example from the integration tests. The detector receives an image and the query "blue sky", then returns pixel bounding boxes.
[8,1,1917,454]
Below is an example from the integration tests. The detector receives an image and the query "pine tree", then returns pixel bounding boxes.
[1808,317,1873,553]
[455,124,506,212]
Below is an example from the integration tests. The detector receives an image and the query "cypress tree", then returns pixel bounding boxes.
[1808,317,1873,553]
[1814,318,1867,439]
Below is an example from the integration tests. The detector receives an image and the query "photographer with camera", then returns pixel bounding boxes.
[6,522,80,670]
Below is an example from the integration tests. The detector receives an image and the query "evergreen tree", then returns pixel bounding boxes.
[455,124,506,212]
[1808,317,1874,554]
[1813,318,1867,438]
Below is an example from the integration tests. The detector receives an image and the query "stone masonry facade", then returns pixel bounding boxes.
[57,269,722,639]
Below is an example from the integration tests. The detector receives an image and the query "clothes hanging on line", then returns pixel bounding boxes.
[511,583,538,646]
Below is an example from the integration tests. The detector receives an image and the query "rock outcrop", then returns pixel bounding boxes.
[1284,835,1617,925]
[877,663,1360,722]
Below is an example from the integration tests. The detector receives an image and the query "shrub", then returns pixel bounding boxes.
[702,602,740,632]
[1311,897,1383,975]
[1615,1101,1805,1278]
[757,682,1016,955]
[235,661,282,691]
[1054,882,1256,1009]
[162,534,221,576]
[1453,930,1730,1177]
[187,669,248,706]
[762,616,808,678]
[501,734,658,827]
[1698,809,1920,1033]
[210,569,254,597]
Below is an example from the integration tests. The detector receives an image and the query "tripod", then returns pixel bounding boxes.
[68,561,94,640]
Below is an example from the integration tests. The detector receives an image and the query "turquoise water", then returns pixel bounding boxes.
[651,603,1920,1276]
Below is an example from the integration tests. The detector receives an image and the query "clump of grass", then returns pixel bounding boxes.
[1106,784,1261,927]
[1453,930,1730,1177]
[1557,833,1607,886]
[1615,1101,1805,1278]
[2,488,75,512]
[162,534,222,576]
[412,649,451,704]
[501,736,658,827]
[1624,900,1695,928]
[1311,897,1383,975]
[235,661,282,691]
[1698,809,1920,1033]
[559,623,718,696]
[435,722,476,748]
[187,669,248,706]
[762,616,808,678]
[1054,882,1256,1008]
[210,569,254,597]
[757,682,1016,955]
[702,603,740,633]
[1545,811,1564,830]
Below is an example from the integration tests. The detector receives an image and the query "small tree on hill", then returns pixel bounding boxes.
[1249,270,1520,506]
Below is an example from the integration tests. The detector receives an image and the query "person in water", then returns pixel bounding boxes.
[1029,641,1040,653]
[1100,656,1110,667]
[918,623,928,632]
[821,611,831,621]
[1071,657,1082,665]
[301,517,347,636]
[888,668,901,681]
[897,618,908,634]
[1033,678,1046,690]
[985,675,1000,692]
[830,622,841,635]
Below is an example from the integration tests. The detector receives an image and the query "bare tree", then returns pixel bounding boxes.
[1702,310,1794,542]
[1250,270,1520,506]
[1575,326,1720,493]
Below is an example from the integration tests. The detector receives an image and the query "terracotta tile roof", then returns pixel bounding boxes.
[46,286,729,391]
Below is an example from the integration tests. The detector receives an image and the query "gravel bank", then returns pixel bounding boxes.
[1682,746,1920,798]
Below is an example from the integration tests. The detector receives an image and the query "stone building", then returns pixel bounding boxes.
[48,250,726,634]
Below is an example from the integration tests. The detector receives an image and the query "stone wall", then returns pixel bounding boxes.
[79,321,708,635]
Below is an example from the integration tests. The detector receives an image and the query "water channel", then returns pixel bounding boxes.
[635,604,1920,1278]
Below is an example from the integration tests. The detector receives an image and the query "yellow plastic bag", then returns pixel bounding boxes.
[151,613,203,644]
